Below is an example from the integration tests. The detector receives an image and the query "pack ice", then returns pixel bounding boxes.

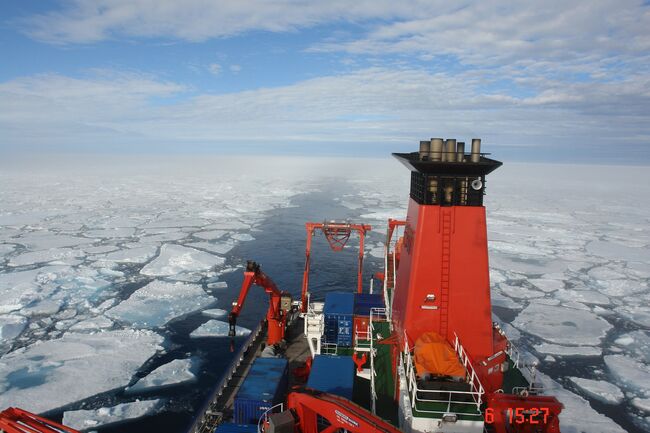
[0,330,163,413]
[63,399,164,430]
[105,280,215,328]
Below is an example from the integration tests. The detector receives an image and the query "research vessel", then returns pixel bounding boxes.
[0,138,564,433]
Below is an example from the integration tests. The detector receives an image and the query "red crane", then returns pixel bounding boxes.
[263,390,402,433]
[300,221,371,312]
[229,261,291,347]
[0,407,80,433]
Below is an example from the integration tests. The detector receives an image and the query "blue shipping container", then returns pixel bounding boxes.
[323,292,355,315]
[234,357,288,424]
[354,293,385,316]
[324,293,354,347]
[307,355,354,400]
[214,422,257,433]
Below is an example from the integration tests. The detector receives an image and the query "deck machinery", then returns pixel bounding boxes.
[1,138,564,433]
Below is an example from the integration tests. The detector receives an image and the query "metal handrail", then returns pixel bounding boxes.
[257,403,284,433]
[402,330,484,418]
[189,319,265,433]
[505,339,542,393]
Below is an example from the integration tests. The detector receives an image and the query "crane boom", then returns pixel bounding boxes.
[229,261,291,346]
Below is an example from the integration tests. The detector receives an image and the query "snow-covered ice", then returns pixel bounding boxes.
[190,320,250,338]
[568,377,624,404]
[63,399,164,430]
[512,303,612,346]
[0,330,164,412]
[106,280,215,328]
[140,244,224,276]
[100,245,158,264]
[126,358,196,394]
[535,343,601,357]
[202,308,227,318]
[604,354,650,398]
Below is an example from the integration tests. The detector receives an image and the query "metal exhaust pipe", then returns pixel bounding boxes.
[456,142,465,162]
[430,138,443,162]
[419,140,431,160]
[443,139,456,162]
[471,138,481,163]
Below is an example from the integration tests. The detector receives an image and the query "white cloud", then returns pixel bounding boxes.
[1,67,648,153]
[21,0,422,44]
[208,63,221,76]
[229,64,242,73]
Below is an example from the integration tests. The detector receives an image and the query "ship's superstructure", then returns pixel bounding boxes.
[1,138,564,433]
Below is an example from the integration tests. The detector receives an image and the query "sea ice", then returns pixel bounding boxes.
[69,316,114,332]
[498,283,544,299]
[194,230,227,240]
[615,304,650,327]
[231,233,255,242]
[613,330,650,362]
[0,330,164,413]
[512,303,612,346]
[187,241,236,255]
[0,314,27,342]
[126,358,196,394]
[632,398,650,413]
[140,244,223,276]
[16,231,96,250]
[554,289,610,306]
[568,377,624,404]
[190,320,250,338]
[587,240,650,262]
[101,245,158,264]
[535,371,626,433]
[105,280,215,328]
[202,308,227,318]
[535,343,601,357]
[528,278,564,293]
[604,354,650,398]
[62,399,164,430]
[9,248,85,267]
[85,227,136,238]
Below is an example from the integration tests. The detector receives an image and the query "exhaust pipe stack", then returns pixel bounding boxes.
[471,138,481,163]
[419,140,431,160]
[415,137,484,163]
[456,142,465,162]
[430,138,443,162]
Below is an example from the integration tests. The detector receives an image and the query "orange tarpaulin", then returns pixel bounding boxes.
[414,331,466,378]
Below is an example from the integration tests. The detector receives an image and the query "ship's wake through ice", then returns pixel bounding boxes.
[0,157,648,433]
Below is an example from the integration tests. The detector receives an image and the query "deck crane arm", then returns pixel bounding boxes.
[0,407,81,433]
[266,390,402,433]
[228,261,291,347]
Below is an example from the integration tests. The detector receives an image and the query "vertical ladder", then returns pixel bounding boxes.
[440,209,452,337]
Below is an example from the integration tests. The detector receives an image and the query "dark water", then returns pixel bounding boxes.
[42,180,641,433]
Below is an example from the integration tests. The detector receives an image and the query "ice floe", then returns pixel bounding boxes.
[614,330,650,362]
[140,244,223,276]
[100,245,158,264]
[106,280,215,328]
[568,377,624,404]
[202,308,228,318]
[126,358,196,394]
[190,320,250,338]
[0,330,164,413]
[535,343,601,357]
[63,399,164,430]
[604,354,650,398]
[512,303,612,346]
[0,314,27,343]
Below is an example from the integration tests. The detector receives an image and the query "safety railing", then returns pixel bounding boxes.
[505,338,543,394]
[401,330,484,419]
[368,308,389,414]
[257,403,283,433]
[321,342,338,355]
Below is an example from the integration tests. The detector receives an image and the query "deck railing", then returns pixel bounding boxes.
[401,330,484,419]
[368,307,389,414]
[257,403,284,433]
[505,339,543,394]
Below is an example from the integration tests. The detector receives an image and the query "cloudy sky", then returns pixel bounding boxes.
[1,0,649,162]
